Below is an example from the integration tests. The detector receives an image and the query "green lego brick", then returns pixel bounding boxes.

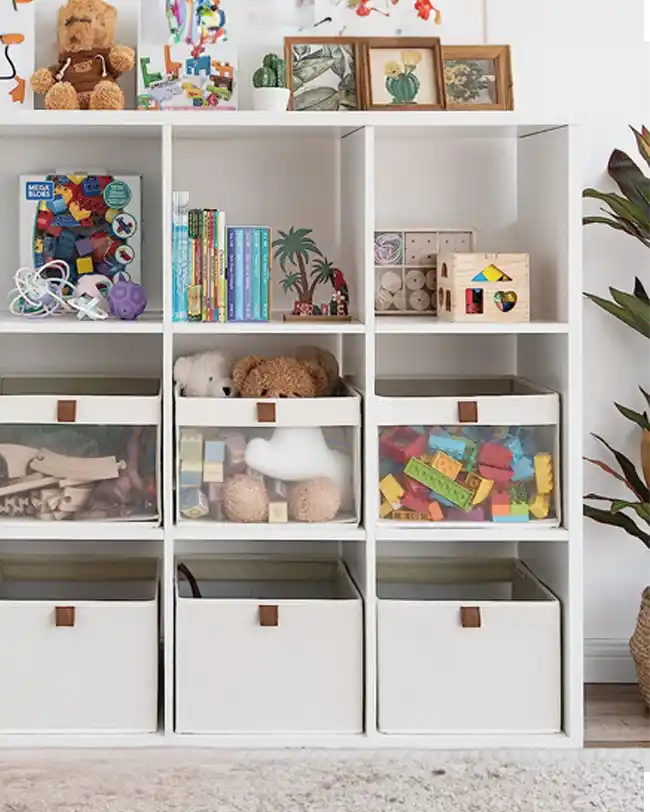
[403,457,473,510]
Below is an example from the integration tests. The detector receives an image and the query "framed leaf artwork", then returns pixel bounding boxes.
[442,45,514,111]
[284,37,362,112]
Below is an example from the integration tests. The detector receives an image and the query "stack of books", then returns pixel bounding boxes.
[172,191,272,323]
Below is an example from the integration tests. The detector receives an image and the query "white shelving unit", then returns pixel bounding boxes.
[0,111,583,749]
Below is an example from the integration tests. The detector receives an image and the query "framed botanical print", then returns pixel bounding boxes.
[442,45,514,111]
[284,37,362,111]
[360,38,446,111]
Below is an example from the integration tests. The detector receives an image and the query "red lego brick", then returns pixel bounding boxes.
[402,492,430,514]
[478,443,513,470]
[379,426,427,465]
[479,464,514,485]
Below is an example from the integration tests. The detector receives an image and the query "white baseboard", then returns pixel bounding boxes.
[584,638,638,683]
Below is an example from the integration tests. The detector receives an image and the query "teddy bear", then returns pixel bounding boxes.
[30,0,135,110]
[174,351,235,398]
[232,347,339,399]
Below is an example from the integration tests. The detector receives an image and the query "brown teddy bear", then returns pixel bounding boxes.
[31,0,134,110]
[232,348,339,399]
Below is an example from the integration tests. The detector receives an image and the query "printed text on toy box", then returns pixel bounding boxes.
[25,182,54,201]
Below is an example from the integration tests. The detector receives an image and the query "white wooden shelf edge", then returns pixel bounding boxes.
[173,318,365,335]
[173,523,366,542]
[0,522,163,541]
[0,312,163,335]
[374,318,570,335]
[376,525,570,543]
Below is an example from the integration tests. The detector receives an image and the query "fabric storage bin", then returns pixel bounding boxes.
[0,557,159,733]
[376,376,560,527]
[175,383,361,526]
[377,557,561,734]
[0,376,161,523]
[175,557,363,734]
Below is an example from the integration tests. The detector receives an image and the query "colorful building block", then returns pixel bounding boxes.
[509,502,530,520]
[446,505,485,522]
[380,426,427,465]
[428,501,444,521]
[402,492,430,514]
[69,201,92,222]
[493,513,530,523]
[203,461,224,483]
[76,256,94,275]
[82,177,101,196]
[534,453,554,495]
[429,490,455,507]
[427,433,467,461]
[380,457,399,479]
[36,210,54,232]
[490,490,510,518]
[268,501,289,523]
[47,196,67,215]
[465,473,494,505]
[179,465,202,488]
[431,450,462,481]
[478,442,513,470]
[204,440,226,463]
[75,237,93,257]
[180,431,203,462]
[508,483,528,504]
[379,474,405,507]
[54,230,77,260]
[180,488,209,519]
[512,456,535,482]
[529,493,550,519]
[379,499,393,519]
[478,463,513,485]
[504,435,524,463]
[392,509,426,521]
[404,457,473,510]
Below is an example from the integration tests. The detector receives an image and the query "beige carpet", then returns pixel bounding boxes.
[0,750,645,811]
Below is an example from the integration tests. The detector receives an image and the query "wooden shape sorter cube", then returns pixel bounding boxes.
[437,253,530,323]
[374,229,475,316]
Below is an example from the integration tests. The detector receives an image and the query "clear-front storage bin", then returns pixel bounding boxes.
[0,377,161,523]
[0,557,159,733]
[175,557,363,734]
[175,383,361,526]
[377,557,561,734]
[376,376,560,527]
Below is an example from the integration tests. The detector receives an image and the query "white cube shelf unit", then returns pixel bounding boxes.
[0,111,582,750]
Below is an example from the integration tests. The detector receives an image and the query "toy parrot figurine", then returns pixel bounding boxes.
[331,268,349,316]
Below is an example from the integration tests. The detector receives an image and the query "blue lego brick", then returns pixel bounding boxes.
[52,213,79,228]
[82,177,101,196]
[180,468,202,488]
[512,456,535,482]
[504,435,524,463]
[429,490,455,508]
[204,440,225,463]
[427,433,467,461]
[47,196,67,215]
[493,513,530,523]
[379,457,399,479]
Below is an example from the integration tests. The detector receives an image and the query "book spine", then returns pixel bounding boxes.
[234,228,244,321]
[244,228,253,322]
[218,211,226,323]
[227,227,236,322]
[251,227,261,321]
[202,209,210,322]
[177,194,189,322]
[260,227,270,322]
[171,193,178,320]
[187,209,201,321]
[210,209,217,323]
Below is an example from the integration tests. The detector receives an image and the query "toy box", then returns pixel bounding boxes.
[20,174,142,285]
[137,0,237,111]
[0,0,34,111]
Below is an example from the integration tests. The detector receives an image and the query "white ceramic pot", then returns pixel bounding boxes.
[252,87,291,112]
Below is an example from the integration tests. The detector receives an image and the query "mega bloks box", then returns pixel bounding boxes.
[20,174,142,284]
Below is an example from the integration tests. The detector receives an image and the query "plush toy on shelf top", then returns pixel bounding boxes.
[30,0,134,110]
[232,347,340,399]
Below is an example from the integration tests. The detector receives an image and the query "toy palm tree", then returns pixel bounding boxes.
[273,227,323,305]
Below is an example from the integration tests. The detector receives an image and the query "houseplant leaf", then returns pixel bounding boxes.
[614,402,650,431]
[609,288,650,336]
[631,125,650,168]
[607,148,650,210]
[584,455,635,489]
[593,433,650,502]
[635,277,650,303]
[583,292,643,333]
[583,189,650,240]
[583,504,650,548]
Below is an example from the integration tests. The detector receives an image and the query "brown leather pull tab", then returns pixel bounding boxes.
[460,606,481,628]
[55,606,76,627]
[458,401,478,423]
[57,400,77,423]
[259,605,279,627]
[256,402,276,423]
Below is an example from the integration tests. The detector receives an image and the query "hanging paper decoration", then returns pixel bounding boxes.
[414,0,442,23]
[348,0,389,17]
[166,0,228,45]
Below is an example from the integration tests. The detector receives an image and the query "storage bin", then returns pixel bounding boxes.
[376,376,560,526]
[0,376,161,523]
[377,557,561,734]
[175,557,363,734]
[0,557,159,733]
[175,382,361,525]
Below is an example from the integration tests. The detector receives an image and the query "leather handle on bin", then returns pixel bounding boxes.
[57,400,77,423]
[55,606,76,627]
[259,605,279,627]
[256,402,276,423]
[460,606,481,628]
[458,401,478,423]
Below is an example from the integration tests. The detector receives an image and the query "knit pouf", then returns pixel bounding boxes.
[630,586,650,710]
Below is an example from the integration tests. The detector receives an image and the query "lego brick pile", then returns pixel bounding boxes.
[379,425,555,523]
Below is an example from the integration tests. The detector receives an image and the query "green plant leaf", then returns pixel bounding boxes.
[634,277,649,303]
[593,433,650,502]
[607,148,650,210]
[293,86,340,111]
[609,288,650,337]
[584,495,650,525]
[631,125,650,168]
[639,386,650,412]
[584,504,650,548]
[331,46,346,79]
[280,272,300,293]
[583,292,644,333]
[614,402,650,431]
[292,57,335,86]
[583,188,650,238]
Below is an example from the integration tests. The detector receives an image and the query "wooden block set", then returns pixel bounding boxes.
[379,424,555,524]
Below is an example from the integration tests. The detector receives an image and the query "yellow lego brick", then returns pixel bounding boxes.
[105,208,119,224]
[379,474,404,507]
[76,256,93,275]
[379,499,393,519]
[534,453,553,495]
[431,450,462,481]
[70,201,92,221]
[465,472,494,505]
[54,184,73,205]
[529,493,550,519]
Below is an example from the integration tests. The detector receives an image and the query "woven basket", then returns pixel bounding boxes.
[630,586,650,710]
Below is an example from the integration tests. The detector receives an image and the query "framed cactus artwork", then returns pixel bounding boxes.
[284,37,362,112]
[361,38,446,111]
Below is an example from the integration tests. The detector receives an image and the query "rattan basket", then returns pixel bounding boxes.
[630,586,650,710]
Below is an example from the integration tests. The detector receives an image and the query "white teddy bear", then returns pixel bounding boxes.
[173,351,235,398]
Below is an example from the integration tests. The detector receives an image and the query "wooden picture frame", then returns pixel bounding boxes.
[442,45,514,111]
[284,37,364,112]
[360,38,447,111]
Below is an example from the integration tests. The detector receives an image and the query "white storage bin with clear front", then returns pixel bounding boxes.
[0,557,159,733]
[377,557,561,735]
[376,376,560,528]
[175,557,363,734]
[0,376,161,524]
[175,383,361,527]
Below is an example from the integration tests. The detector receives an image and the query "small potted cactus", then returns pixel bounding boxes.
[252,53,290,111]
